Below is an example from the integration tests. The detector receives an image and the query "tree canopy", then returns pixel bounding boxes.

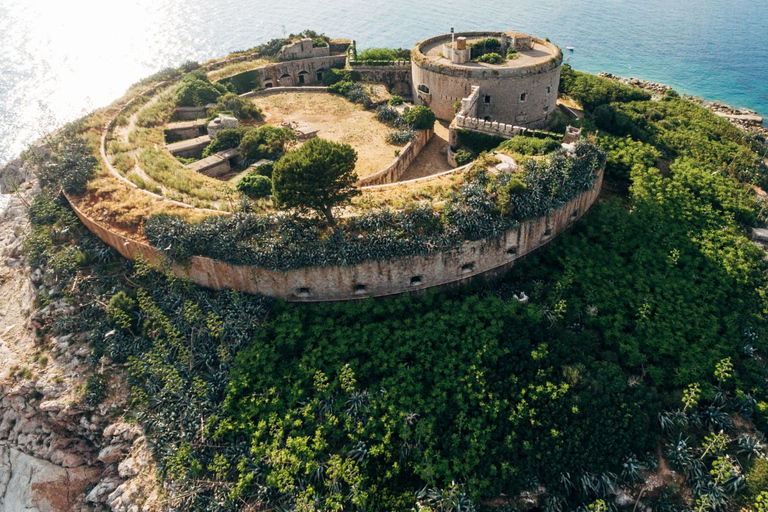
[271,138,359,224]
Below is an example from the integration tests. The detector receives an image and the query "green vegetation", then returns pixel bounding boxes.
[175,70,231,107]
[209,92,262,121]
[453,149,475,166]
[272,138,359,225]
[236,173,272,199]
[559,64,651,112]
[404,105,436,130]
[33,130,97,195]
[25,67,768,511]
[356,47,411,62]
[469,37,501,60]
[498,135,561,156]
[202,128,244,158]
[322,68,359,87]
[388,94,404,106]
[475,52,504,64]
[239,125,295,162]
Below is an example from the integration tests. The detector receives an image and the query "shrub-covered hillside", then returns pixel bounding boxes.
[25,69,768,511]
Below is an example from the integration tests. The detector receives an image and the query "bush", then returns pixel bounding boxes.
[388,95,404,106]
[83,375,108,406]
[346,83,372,108]
[386,129,416,144]
[453,149,475,166]
[252,161,274,178]
[210,93,262,121]
[376,105,400,124]
[202,128,244,158]
[404,105,436,130]
[37,138,98,195]
[356,47,410,61]
[507,49,518,59]
[328,80,354,95]
[498,136,562,156]
[476,52,504,64]
[559,64,651,112]
[237,173,272,199]
[175,72,229,107]
[239,125,295,162]
[458,130,505,154]
[748,458,768,498]
[323,68,359,86]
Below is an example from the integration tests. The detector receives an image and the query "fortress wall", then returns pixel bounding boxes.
[412,59,560,127]
[64,168,602,302]
[355,128,433,186]
[222,55,347,88]
[351,65,413,96]
[411,32,562,127]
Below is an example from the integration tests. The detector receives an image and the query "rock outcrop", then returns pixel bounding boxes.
[0,156,161,511]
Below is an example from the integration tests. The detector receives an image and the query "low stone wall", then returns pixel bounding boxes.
[454,115,530,139]
[65,167,602,302]
[350,64,413,97]
[355,129,433,187]
[241,86,328,99]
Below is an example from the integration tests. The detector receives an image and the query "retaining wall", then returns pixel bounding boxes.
[65,167,602,302]
[355,129,433,187]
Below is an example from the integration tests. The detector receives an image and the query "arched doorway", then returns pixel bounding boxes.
[298,70,310,85]
[279,73,294,86]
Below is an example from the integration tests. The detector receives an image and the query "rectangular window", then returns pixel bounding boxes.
[546,86,552,94]
[484,94,491,104]
[520,92,527,102]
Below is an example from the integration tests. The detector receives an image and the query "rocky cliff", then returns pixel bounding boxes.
[0,158,160,511]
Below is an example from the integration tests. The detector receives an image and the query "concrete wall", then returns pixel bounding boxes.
[411,32,562,127]
[355,129,433,186]
[64,168,602,303]
[276,39,331,61]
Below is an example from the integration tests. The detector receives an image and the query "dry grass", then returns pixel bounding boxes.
[256,92,400,178]
[354,172,464,210]
[75,171,213,239]
[208,59,268,82]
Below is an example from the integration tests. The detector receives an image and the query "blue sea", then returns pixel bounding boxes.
[0,0,766,166]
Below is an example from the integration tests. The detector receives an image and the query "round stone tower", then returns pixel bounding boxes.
[411,31,563,128]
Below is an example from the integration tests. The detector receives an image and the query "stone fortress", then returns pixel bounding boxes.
[70,29,600,302]
[412,31,562,128]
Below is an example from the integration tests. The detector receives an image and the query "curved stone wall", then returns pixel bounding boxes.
[411,32,562,127]
[65,168,602,302]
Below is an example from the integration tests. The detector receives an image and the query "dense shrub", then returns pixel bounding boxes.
[388,94,404,106]
[457,130,505,154]
[251,161,273,178]
[328,80,354,95]
[36,137,98,195]
[201,128,244,158]
[498,136,562,155]
[239,125,295,162]
[453,149,475,166]
[476,52,504,64]
[376,105,400,124]
[175,71,230,107]
[357,47,410,61]
[323,68,359,86]
[237,173,272,199]
[559,64,651,112]
[404,105,436,130]
[209,92,262,120]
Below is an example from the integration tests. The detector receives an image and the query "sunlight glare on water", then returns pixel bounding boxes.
[0,0,766,165]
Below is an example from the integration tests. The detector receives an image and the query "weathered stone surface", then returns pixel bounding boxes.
[0,444,101,511]
[752,227,768,243]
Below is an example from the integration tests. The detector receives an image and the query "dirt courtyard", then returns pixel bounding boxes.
[255,92,401,178]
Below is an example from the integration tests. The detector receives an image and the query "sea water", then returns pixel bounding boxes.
[0,0,766,165]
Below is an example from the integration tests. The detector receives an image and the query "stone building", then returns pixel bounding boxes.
[411,31,562,128]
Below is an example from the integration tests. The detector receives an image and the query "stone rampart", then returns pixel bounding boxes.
[454,115,530,139]
[355,129,433,187]
[64,167,602,302]
[348,64,413,97]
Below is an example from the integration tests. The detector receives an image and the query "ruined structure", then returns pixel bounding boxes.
[412,31,562,128]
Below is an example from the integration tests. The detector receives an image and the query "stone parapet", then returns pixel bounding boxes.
[355,129,433,187]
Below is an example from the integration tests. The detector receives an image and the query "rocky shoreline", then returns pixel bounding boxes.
[0,158,160,511]
[598,72,768,137]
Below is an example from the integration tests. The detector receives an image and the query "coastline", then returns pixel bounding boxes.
[598,72,768,137]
